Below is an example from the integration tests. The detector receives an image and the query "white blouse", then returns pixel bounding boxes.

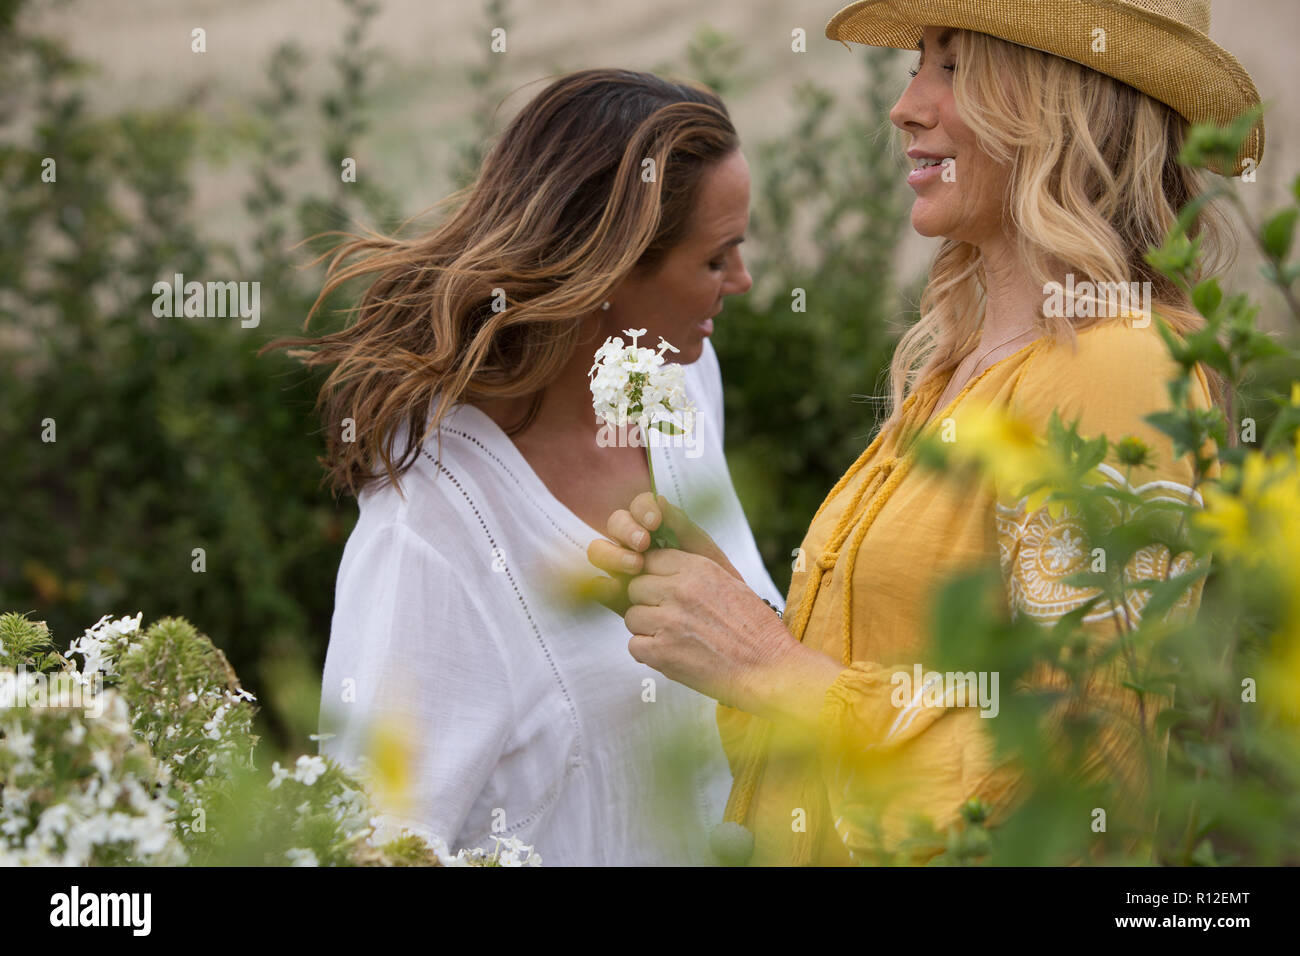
[319,340,783,865]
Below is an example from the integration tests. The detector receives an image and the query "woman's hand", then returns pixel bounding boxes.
[587,491,742,583]
[613,547,845,727]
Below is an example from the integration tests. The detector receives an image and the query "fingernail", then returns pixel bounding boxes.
[643,512,656,527]
[622,553,640,571]
[634,530,648,548]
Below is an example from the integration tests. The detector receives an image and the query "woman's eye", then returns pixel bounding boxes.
[909,62,955,77]
[708,260,725,271]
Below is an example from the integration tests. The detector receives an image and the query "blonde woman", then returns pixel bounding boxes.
[267,69,782,865]
[589,1,1261,864]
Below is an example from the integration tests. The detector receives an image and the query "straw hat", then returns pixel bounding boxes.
[825,0,1263,176]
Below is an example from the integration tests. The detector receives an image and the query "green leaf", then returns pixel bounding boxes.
[1191,278,1223,317]
[650,526,681,550]
[1140,567,1209,623]
[1260,207,1299,261]
[1145,410,1201,458]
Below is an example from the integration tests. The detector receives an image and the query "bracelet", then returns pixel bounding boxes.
[761,598,784,621]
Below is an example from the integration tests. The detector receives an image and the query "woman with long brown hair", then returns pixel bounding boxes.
[267,69,782,864]
[589,0,1260,864]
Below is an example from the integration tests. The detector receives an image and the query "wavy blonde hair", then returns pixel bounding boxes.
[263,69,739,498]
[882,29,1233,432]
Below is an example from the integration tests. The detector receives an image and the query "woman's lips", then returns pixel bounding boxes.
[907,160,952,188]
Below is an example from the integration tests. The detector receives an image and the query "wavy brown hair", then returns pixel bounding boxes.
[263,69,739,498]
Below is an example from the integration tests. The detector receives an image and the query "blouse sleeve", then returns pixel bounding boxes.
[320,521,514,852]
[815,321,1214,862]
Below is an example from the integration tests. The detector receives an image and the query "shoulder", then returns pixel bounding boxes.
[1015,317,1185,423]
[363,402,507,509]
[1026,317,1179,391]
[352,438,490,567]
[342,507,457,580]
[1011,315,1209,476]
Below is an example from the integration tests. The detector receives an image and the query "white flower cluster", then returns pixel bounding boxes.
[589,327,695,433]
[325,784,371,836]
[66,613,143,685]
[432,833,542,868]
[0,686,185,866]
[269,754,328,789]
[366,816,541,868]
[2,611,532,868]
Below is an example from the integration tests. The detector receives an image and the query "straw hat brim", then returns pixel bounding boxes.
[825,0,1264,176]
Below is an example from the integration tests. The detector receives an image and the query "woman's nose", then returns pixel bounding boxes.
[730,258,753,296]
[889,75,937,134]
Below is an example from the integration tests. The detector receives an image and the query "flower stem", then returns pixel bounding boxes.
[643,435,679,550]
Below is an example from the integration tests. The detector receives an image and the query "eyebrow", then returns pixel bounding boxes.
[916,29,956,54]
[710,236,745,255]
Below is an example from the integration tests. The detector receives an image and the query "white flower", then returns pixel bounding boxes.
[90,748,115,778]
[3,727,35,760]
[268,761,290,790]
[589,328,695,434]
[489,834,542,867]
[202,702,230,740]
[286,847,319,867]
[292,754,326,786]
[66,612,141,684]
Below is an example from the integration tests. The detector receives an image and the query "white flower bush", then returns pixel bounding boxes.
[0,612,539,867]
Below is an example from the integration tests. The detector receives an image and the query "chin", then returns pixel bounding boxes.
[910,205,950,239]
[677,340,706,364]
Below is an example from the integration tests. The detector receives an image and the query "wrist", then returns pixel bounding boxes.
[747,636,845,730]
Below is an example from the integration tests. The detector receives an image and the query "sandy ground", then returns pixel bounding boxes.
[28,0,1300,318]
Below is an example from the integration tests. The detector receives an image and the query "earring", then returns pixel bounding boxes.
[601,301,611,310]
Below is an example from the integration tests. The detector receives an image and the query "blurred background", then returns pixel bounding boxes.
[3,0,1296,753]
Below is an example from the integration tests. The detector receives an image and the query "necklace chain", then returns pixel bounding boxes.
[963,327,1037,373]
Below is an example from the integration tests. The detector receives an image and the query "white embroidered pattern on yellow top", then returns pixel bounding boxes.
[995,462,1204,627]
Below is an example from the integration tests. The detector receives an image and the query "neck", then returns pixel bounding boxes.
[475,313,615,440]
[977,232,1046,350]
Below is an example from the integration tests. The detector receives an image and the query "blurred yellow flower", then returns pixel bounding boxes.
[933,402,1082,519]
[366,714,415,816]
[1198,433,1300,724]
[1198,449,1300,580]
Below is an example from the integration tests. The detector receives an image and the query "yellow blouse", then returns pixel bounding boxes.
[716,316,1217,865]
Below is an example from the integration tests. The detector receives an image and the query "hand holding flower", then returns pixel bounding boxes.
[587,490,742,582]
[610,547,845,727]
